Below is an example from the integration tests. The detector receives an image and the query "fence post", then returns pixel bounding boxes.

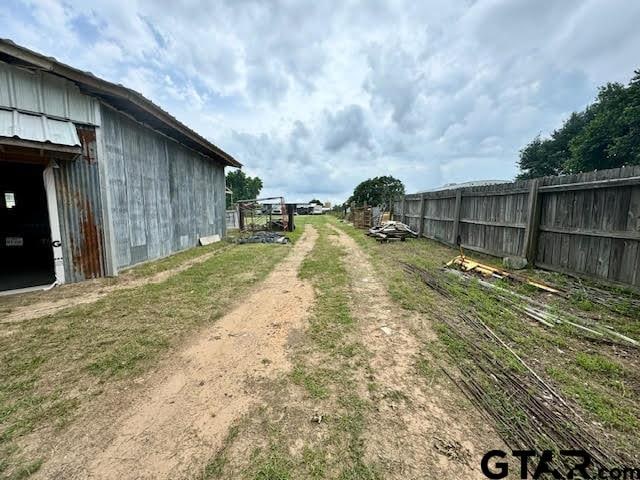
[401,196,407,224]
[524,179,541,264]
[418,193,426,237]
[451,190,462,245]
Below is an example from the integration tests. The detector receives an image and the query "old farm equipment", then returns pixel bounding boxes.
[236,196,294,233]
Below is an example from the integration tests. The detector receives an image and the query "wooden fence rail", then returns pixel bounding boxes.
[393,165,640,288]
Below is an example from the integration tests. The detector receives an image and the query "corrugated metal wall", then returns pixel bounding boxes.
[0,60,98,124]
[101,105,226,269]
[0,60,107,283]
[54,126,107,282]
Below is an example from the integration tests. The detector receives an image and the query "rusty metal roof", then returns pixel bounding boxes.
[0,39,241,168]
[0,107,81,151]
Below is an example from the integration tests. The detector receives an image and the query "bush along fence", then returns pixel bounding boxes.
[393,165,640,289]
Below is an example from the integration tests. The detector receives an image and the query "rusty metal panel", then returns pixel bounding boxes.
[54,126,106,282]
[101,105,226,269]
[0,60,98,125]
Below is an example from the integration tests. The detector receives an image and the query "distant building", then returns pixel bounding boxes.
[417,179,509,193]
[0,40,240,292]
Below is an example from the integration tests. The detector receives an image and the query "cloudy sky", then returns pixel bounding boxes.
[4,0,640,202]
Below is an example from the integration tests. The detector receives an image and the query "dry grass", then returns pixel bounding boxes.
[0,240,294,479]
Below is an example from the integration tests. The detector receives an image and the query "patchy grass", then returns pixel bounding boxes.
[126,240,232,278]
[0,238,296,479]
[333,220,640,460]
[202,216,380,479]
[291,364,330,399]
[575,352,623,376]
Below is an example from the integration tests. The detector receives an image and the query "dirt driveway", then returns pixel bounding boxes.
[35,226,318,480]
[328,224,503,479]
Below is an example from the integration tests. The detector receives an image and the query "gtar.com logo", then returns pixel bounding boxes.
[481,450,640,479]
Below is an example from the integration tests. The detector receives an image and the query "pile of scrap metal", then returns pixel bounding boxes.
[401,261,630,471]
[367,221,418,242]
[441,254,639,346]
[265,219,287,231]
[237,231,289,244]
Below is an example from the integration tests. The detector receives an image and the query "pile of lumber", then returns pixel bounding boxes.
[367,221,418,242]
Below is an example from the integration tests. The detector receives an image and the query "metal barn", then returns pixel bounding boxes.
[0,39,241,293]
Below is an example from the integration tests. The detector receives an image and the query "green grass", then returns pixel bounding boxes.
[251,446,293,480]
[575,352,623,376]
[332,220,640,459]
[291,364,330,399]
[203,216,380,479]
[415,354,436,380]
[567,385,637,431]
[126,240,231,278]
[0,239,294,479]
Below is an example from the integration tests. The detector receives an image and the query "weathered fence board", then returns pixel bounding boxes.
[394,165,640,288]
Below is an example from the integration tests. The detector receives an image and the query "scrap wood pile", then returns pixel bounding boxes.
[237,231,289,244]
[447,255,563,294]
[402,262,634,472]
[367,221,418,242]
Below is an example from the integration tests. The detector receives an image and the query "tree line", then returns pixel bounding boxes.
[517,69,640,179]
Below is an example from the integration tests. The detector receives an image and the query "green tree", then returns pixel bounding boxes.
[309,199,323,205]
[348,176,405,207]
[567,82,629,173]
[226,170,263,208]
[517,112,591,179]
[517,69,640,178]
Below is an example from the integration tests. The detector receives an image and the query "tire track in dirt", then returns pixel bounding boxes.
[328,224,503,479]
[35,226,317,480]
[1,246,233,324]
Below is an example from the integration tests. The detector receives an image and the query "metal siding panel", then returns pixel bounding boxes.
[195,159,205,233]
[41,73,67,117]
[0,109,81,146]
[209,166,216,232]
[0,109,13,135]
[157,139,173,258]
[0,63,12,106]
[100,105,226,268]
[54,125,106,282]
[67,85,93,124]
[12,67,40,111]
[0,61,97,124]
[216,166,225,235]
[16,111,44,141]
[123,117,147,248]
[102,107,131,268]
[142,131,160,260]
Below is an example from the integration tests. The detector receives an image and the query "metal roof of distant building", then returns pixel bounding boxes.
[0,39,241,168]
[417,179,510,193]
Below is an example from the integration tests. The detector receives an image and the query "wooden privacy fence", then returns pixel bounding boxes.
[393,165,640,288]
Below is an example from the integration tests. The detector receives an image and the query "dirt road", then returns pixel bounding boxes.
[35,227,317,480]
[328,224,504,479]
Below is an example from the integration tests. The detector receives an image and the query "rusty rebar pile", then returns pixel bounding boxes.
[402,262,631,471]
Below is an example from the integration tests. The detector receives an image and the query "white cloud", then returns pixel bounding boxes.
[3,0,640,203]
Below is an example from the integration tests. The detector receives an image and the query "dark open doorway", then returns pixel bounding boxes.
[0,161,55,292]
